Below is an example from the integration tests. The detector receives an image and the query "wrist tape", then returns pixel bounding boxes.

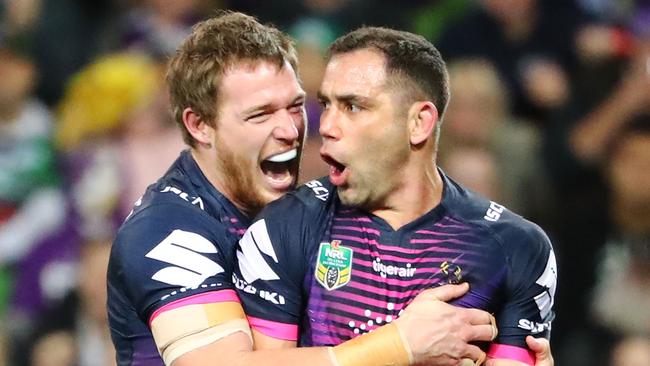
[329,323,413,366]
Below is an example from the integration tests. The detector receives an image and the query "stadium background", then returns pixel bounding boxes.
[0,0,648,364]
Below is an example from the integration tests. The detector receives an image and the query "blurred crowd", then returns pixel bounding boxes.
[0,0,648,365]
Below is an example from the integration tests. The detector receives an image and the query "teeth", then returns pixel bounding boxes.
[266,149,297,163]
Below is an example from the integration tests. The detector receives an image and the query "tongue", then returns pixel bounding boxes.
[329,164,346,186]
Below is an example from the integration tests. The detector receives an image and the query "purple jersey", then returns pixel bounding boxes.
[234,172,556,353]
[107,150,249,366]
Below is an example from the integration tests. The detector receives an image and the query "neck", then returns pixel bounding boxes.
[190,147,254,217]
[370,160,443,230]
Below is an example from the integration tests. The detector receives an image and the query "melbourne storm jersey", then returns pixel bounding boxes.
[235,172,556,362]
[108,150,250,366]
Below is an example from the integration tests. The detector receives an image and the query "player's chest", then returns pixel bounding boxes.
[305,222,506,320]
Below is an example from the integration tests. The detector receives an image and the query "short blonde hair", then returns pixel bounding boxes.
[166,11,298,147]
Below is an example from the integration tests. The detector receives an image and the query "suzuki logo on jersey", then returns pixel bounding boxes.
[518,319,551,334]
[483,201,505,222]
[259,290,286,305]
[232,273,286,305]
[372,258,416,278]
[232,273,257,295]
[316,240,353,290]
[146,229,224,288]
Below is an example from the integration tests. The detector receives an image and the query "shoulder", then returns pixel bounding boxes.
[113,178,235,271]
[285,177,335,209]
[258,177,335,224]
[110,191,238,296]
[443,176,555,299]
[242,177,335,261]
[443,175,552,254]
[123,161,209,223]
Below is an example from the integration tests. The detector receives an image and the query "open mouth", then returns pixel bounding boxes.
[260,149,298,190]
[321,154,347,186]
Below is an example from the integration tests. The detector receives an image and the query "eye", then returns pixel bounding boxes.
[318,99,330,109]
[288,101,305,114]
[346,103,362,113]
[246,112,271,123]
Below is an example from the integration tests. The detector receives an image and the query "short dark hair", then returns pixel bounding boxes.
[166,11,298,147]
[327,27,450,141]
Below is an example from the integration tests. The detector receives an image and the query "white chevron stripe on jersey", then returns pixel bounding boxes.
[534,250,557,319]
[146,229,225,288]
[237,219,280,284]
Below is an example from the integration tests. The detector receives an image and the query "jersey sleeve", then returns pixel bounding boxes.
[110,202,238,324]
[234,181,331,341]
[489,220,557,363]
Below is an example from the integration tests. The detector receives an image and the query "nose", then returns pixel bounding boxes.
[319,108,341,140]
[273,109,301,143]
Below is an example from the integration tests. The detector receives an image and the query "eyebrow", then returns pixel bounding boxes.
[242,93,306,116]
[317,91,371,106]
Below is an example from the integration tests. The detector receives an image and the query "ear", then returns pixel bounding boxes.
[407,101,438,146]
[182,107,214,146]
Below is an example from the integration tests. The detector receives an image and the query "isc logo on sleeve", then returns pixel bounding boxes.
[483,201,505,222]
[145,229,224,288]
[305,180,329,201]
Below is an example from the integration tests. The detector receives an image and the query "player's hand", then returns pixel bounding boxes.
[394,283,497,366]
[526,336,554,366]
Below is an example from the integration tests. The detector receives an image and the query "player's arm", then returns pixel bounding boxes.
[113,206,326,365]
[485,338,554,366]
[172,331,332,366]
[148,290,252,364]
[484,337,554,366]
[152,298,334,366]
[487,225,557,366]
[172,283,496,366]
[251,330,295,349]
[111,203,248,365]
[145,293,332,366]
[161,287,552,366]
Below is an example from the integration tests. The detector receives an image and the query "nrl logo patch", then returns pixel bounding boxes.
[315,240,353,291]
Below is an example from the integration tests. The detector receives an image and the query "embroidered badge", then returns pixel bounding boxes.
[440,260,463,284]
[315,240,353,290]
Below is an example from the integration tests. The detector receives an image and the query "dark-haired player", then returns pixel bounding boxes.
[107,12,502,366]
[236,26,557,366]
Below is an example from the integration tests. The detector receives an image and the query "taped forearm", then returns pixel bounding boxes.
[231,322,411,366]
[151,301,252,365]
[329,323,412,366]
[163,318,251,365]
[166,307,415,366]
